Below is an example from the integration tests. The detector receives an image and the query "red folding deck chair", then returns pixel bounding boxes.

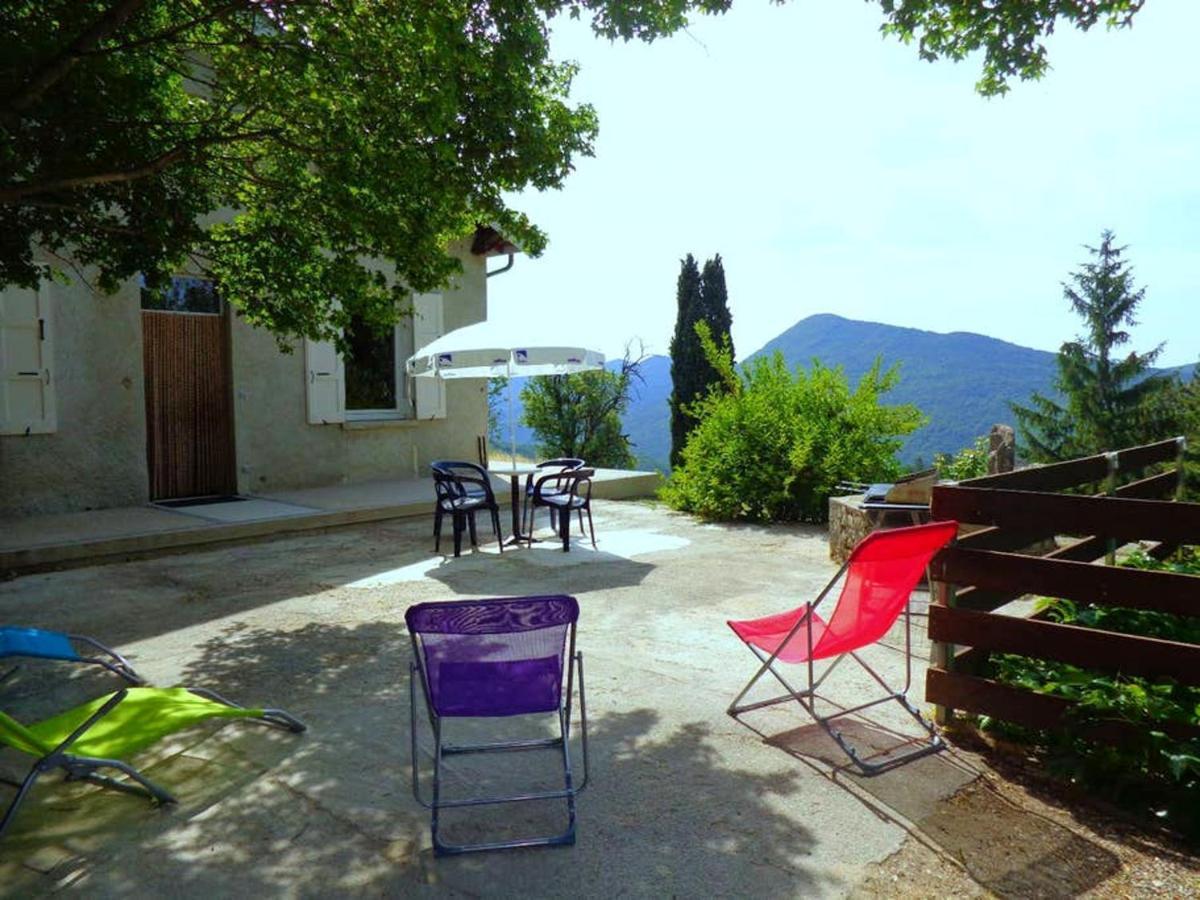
[727,520,957,775]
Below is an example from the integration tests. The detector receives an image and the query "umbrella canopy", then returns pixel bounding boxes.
[405,317,606,465]
[406,318,604,379]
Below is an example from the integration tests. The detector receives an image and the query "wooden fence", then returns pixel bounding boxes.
[926,436,1200,743]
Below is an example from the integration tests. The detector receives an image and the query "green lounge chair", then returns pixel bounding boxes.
[0,686,305,838]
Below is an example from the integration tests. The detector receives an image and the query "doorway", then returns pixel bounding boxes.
[141,276,236,500]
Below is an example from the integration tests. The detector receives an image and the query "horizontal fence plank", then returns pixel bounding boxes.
[942,474,1181,613]
[950,535,1114,612]
[1117,437,1187,474]
[958,456,1109,492]
[933,547,1200,617]
[959,437,1182,491]
[956,526,1052,553]
[926,668,1200,743]
[932,486,1200,544]
[928,606,1200,684]
[1116,469,1179,500]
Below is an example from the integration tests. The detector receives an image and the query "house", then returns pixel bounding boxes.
[0,228,516,518]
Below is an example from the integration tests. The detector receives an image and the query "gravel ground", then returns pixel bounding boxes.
[855,729,1200,899]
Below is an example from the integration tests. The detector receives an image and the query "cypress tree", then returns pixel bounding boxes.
[669,254,703,468]
[1012,230,1171,461]
[669,253,735,468]
[699,254,734,363]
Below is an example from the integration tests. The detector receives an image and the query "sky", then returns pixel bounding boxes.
[488,0,1200,367]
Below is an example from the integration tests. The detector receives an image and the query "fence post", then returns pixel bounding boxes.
[1177,435,1189,501]
[1104,451,1119,565]
[929,577,956,726]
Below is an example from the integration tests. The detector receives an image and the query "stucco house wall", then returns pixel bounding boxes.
[0,275,149,517]
[0,239,491,517]
[231,242,489,493]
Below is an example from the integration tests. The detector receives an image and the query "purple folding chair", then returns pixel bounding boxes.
[406,595,589,855]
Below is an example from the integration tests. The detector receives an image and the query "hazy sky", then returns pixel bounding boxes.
[488,0,1200,367]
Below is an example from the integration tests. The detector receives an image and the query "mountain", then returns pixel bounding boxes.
[750,315,1058,464]
[749,314,1193,464]
[492,315,1194,470]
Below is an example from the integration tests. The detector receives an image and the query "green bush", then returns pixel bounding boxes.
[661,325,923,523]
[933,435,989,481]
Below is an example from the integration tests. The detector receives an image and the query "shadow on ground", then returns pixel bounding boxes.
[757,717,1123,898]
[4,620,833,897]
[0,513,656,661]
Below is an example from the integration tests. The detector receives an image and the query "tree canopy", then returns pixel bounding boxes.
[1,0,729,342]
[878,1,1145,96]
[1011,230,1174,461]
[1,1,1148,341]
[520,352,644,468]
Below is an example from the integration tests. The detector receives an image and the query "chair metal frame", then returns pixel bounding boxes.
[727,535,949,776]
[408,598,589,855]
[0,687,305,839]
[0,627,145,685]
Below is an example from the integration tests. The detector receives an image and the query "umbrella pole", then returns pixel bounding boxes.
[508,370,516,465]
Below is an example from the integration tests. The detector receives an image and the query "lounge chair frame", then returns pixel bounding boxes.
[0,688,305,839]
[727,558,944,776]
[408,616,589,855]
[0,627,145,685]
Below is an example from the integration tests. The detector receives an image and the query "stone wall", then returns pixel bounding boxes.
[828,494,874,563]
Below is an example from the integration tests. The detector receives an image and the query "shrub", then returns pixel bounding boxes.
[661,325,924,523]
[933,435,989,481]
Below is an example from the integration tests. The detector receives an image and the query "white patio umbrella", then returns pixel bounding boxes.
[406,317,605,464]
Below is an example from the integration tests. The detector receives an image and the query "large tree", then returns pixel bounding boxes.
[520,351,644,469]
[1,1,1149,341]
[877,0,1146,96]
[669,253,734,467]
[0,0,729,343]
[1012,230,1173,461]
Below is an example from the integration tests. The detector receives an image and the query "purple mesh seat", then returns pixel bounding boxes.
[406,595,589,855]
[406,595,578,718]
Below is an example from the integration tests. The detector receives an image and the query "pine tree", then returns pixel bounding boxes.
[669,253,736,468]
[1012,230,1171,461]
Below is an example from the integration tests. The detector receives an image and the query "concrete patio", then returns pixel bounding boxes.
[0,500,1125,897]
[0,468,660,575]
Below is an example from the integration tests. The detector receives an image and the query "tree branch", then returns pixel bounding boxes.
[0,128,277,202]
[3,0,149,116]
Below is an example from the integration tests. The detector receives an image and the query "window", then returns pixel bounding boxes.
[344,313,414,420]
[140,275,222,314]
[304,293,443,425]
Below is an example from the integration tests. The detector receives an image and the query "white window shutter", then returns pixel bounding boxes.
[0,286,56,435]
[304,336,345,424]
[412,292,446,419]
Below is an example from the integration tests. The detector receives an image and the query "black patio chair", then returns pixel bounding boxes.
[521,458,585,537]
[430,461,504,557]
[528,468,596,552]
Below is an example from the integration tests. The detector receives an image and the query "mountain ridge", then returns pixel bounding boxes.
[494,314,1194,470]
